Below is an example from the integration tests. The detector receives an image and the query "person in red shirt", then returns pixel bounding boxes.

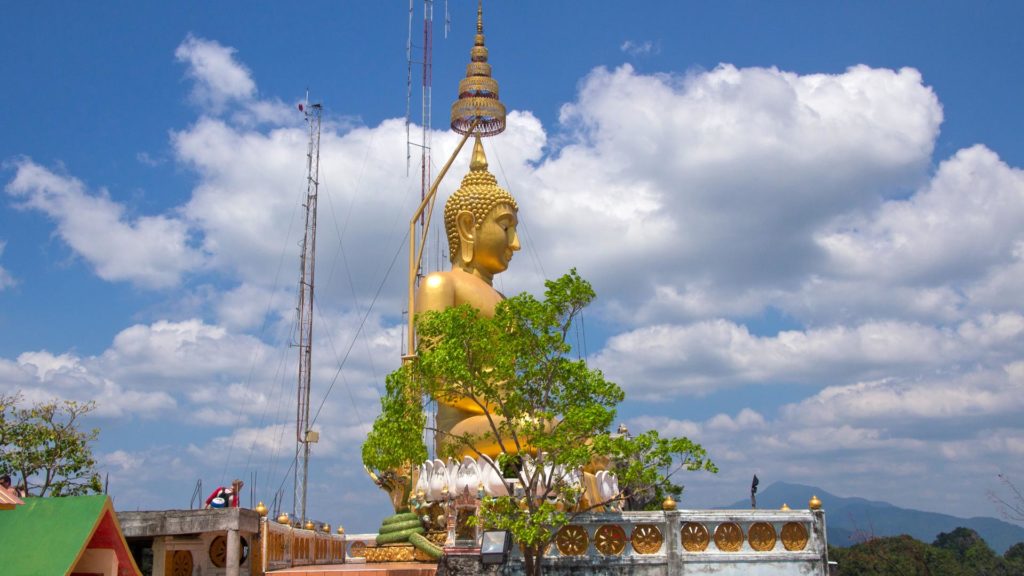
[205,478,244,508]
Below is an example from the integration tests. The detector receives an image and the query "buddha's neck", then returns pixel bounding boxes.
[456,263,494,286]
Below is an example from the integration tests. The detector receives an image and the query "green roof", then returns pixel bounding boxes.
[0,495,111,575]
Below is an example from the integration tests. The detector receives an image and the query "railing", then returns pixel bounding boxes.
[263,509,827,574]
[261,518,347,572]
[516,509,829,575]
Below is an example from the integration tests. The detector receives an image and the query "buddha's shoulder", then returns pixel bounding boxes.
[418,269,501,314]
[421,268,485,289]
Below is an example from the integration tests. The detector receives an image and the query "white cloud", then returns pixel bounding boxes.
[620,40,659,57]
[784,363,1024,425]
[818,145,1024,287]
[513,63,943,321]
[594,317,1019,397]
[0,240,14,289]
[101,319,271,381]
[4,160,205,289]
[706,408,766,432]
[175,34,256,112]
[1,351,176,418]
[215,282,292,331]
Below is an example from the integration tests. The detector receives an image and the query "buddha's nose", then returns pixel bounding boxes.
[510,230,521,251]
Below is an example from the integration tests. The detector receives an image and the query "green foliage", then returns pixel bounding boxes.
[596,430,716,511]
[361,369,428,474]
[364,270,715,576]
[829,535,966,576]
[829,529,1024,576]
[0,393,103,497]
[1005,542,1024,572]
[933,527,1005,574]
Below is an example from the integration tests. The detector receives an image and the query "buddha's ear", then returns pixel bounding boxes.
[456,210,476,265]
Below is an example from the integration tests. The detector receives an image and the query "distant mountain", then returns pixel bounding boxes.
[720,481,1024,555]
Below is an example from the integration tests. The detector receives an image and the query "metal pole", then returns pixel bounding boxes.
[405,121,479,358]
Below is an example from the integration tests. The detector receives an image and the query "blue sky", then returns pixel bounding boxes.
[2,1,1024,534]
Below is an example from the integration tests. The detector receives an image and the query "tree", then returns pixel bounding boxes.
[933,527,1005,575]
[0,393,103,497]
[1005,542,1024,569]
[363,270,715,576]
[829,534,968,576]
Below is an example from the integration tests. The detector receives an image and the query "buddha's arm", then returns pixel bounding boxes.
[416,271,503,414]
[417,272,479,412]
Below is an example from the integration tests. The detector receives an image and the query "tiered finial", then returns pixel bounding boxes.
[450,0,506,137]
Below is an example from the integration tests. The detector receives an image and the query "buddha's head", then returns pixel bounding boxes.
[444,137,520,284]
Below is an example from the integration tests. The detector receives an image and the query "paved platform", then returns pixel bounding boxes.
[268,562,437,576]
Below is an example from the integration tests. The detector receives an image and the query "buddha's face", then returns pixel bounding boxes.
[472,203,520,278]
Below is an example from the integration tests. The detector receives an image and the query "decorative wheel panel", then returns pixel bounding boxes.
[594,524,626,556]
[209,535,227,568]
[555,525,589,556]
[167,550,192,576]
[713,522,743,552]
[207,534,249,567]
[748,522,777,551]
[680,522,709,552]
[781,522,809,551]
[349,540,367,558]
[630,524,664,555]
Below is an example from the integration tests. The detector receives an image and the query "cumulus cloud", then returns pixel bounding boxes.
[785,362,1024,425]
[4,160,205,289]
[175,34,256,112]
[594,314,1024,397]
[817,145,1024,307]
[515,64,943,321]
[624,365,1024,518]
[0,351,176,418]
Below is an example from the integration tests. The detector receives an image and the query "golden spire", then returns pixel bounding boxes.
[470,135,488,171]
[450,0,506,137]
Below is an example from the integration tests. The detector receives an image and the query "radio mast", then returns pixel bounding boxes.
[295,95,322,526]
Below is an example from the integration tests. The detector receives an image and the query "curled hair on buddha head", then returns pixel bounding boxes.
[444,137,518,265]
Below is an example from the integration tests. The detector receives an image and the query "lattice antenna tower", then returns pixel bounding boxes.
[405,0,446,355]
[407,2,437,230]
[294,93,322,527]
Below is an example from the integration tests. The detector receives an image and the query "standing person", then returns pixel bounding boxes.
[204,479,244,509]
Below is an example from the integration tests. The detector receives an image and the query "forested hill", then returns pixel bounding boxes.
[721,481,1024,554]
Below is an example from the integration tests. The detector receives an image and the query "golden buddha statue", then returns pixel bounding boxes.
[416,136,520,458]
